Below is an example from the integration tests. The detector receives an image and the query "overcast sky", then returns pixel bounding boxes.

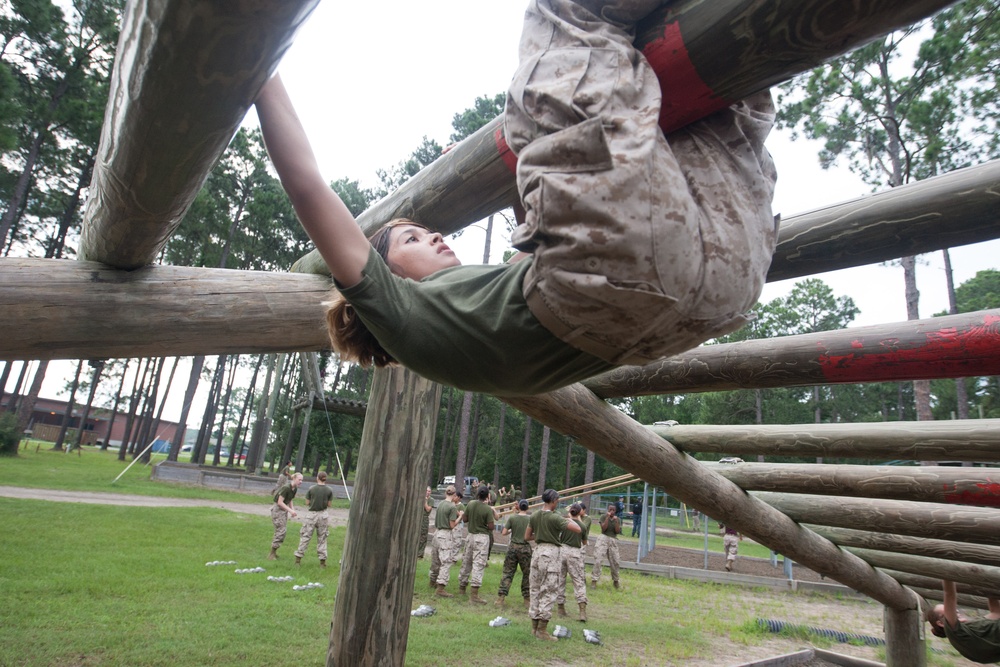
[21,0,1000,422]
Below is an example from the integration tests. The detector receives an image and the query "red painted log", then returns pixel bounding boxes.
[584,310,1000,398]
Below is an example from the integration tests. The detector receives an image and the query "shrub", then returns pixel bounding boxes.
[0,411,19,456]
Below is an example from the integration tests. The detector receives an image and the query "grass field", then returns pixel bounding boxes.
[0,446,974,666]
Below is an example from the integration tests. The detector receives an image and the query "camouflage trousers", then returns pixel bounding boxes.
[294,510,329,560]
[429,529,455,586]
[499,542,532,599]
[724,533,739,563]
[592,535,620,585]
[529,543,562,621]
[451,522,466,562]
[505,0,777,365]
[270,505,289,550]
[557,545,588,605]
[458,533,491,588]
[416,511,430,558]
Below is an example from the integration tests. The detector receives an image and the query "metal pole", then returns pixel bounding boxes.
[703,514,710,570]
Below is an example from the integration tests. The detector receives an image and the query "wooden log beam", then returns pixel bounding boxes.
[706,462,1000,507]
[647,420,1000,463]
[79,0,321,269]
[884,571,1000,603]
[843,547,1000,591]
[503,384,920,611]
[327,367,441,666]
[804,525,1000,569]
[766,160,1000,282]
[290,396,368,418]
[585,310,1000,398]
[0,259,329,360]
[883,607,925,667]
[752,492,1000,546]
[291,0,963,276]
[908,585,993,612]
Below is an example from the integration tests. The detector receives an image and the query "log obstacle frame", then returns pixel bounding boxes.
[3,1,1000,666]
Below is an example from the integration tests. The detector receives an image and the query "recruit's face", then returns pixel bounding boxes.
[386,224,460,280]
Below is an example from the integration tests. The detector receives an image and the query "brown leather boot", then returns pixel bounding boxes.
[495,594,506,607]
[458,584,467,596]
[435,584,454,598]
[579,602,587,622]
[535,619,558,641]
[557,603,567,617]
[470,587,487,605]
[319,559,326,568]
[294,556,301,565]
[613,580,621,589]
[267,548,278,560]
[430,577,437,589]
[531,618,539,632]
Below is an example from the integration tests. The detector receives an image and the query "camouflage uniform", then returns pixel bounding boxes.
[528,510,567,622]
[459,500,495,589]
[430,498,459,586]
[270,483,297,550]
[723,525,739,567]
[294,483,334,561]
[499,513,532,600]
[557,519,588,606]
[591,515,621,586]
[505,0,778,365]
[416,498,431,559]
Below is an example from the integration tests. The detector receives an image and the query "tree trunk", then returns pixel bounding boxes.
[0,131,47,250]
[119,358,150,461]
[230,354,263,466]
[6,361,30,411]
[169,355,205,461]
[72,360,105,449]
[54,360,84,451]
[565,439,573,490]
[212,357,238,466]
[493,403,506,489]
[0,362,12,402]
[942,249,970,421]
[520,416,532,495]
[15,360,48,433]
[453,391,473,497]
[45,153,95,259]
[435,387,454,484]
[536,426,551,496]
[135,358,165,462]
[150,357,180,450]
[103,360,129,450]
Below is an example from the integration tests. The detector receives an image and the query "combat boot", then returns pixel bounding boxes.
[535,619,558,641]
[458,583,467,596]
[579,602,587,622]
[531,618,539,632]
[613,580,621,590]
[470,587,487,605]
[557,603,567,617]
[267,548,278,560]
[524,596,531,609]
[435,584,454,598]
[429,577,436,589]
[295,556,301,565]
[495,594,506,608]
[319,559,326,568]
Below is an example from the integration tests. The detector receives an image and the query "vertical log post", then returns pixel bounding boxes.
[327,367,441,667]
[884,606,926,667]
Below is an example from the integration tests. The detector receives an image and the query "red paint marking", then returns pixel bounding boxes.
[944,482,1000,508]
[494,126,518,174]
[817,321,1000,383]
[641,22,731,134]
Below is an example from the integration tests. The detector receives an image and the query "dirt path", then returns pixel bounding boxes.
[0,485,351,526]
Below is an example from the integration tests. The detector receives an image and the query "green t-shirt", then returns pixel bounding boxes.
[338,248,615,396]
[273,483,296,505]
[435,500,458,530]
[305,484,334,512]
[465,500,494,535]
[529,510,567,546]
[505,514,531,545]
[600,515,621,538]
[945,618,1000,663]
[559,518,585,548]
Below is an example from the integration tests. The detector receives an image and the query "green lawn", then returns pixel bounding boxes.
[0,447,971,666]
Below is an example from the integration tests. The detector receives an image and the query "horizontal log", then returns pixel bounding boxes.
[0,259,329,360]
[79,0,321,269]
[585,310,1000,398]
[804,525,1000,569]
[885,572,1000,605]
[767,159,1000,282]
[706,462,1000,507]
[291,0,962,276]
[843,547,1000,591]
[753,492,1000,546]
[504,384,919,610]
[648,420,1000,463]
[907,585,993,612]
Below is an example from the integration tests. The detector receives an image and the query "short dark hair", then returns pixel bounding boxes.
[541,488,559,504]
[477,486,489,500]
[569,504,581,516]
[518,499,529,511]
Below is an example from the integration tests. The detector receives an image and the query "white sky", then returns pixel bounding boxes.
[16,0,1000,423]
